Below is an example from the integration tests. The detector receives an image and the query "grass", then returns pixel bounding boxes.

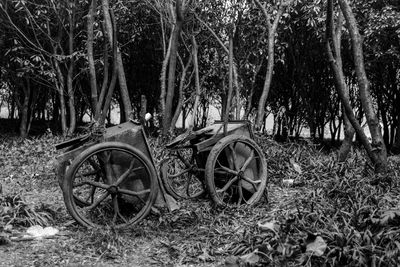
[1,133,400,266]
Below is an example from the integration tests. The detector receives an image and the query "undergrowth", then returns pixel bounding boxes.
[1,133,400,266]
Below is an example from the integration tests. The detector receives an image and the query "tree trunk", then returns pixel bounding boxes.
[338,0,387,173]
[171,53,193,132]
[19,79,31,138]
[253,0,288,129]
[159,25,174,119]
[101,0,132,121]
[223,38,234,135]
[163,16,183,134]
[338,113,355,162]
[326,0,357,161]
[67,1,77,135]
[393,116,400,154]
[54,58,68,136]
[116,53,132,121]
[87,0,98,114]
[190,36,201,130]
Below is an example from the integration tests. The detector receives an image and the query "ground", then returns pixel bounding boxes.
[1,133,400,266]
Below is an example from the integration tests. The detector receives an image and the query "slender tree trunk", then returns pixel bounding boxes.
[190,36,201,130]
[163,13,183,134]
[19,79,30,138]
[101,0,132,121]
[87,0,98,114]
[140,95,147,122]
[54,58,68,136]
[253,0,289,129]
[393,116,400,154]
[99,9,118,125]
[244,58,263,119]
[339,113,355,161]
[224,38,234,135]
[171,53,193,132]
[67,1,77,135]
[326,0,357,162]
[116,53,132,121]
[159,25,174,118]
[338,0,387,172]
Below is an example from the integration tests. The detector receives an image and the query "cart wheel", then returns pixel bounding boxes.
[205,135,267,207]
[160,149,205,199]
[63,142,158,229]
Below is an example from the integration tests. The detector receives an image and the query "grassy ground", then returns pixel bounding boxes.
[1,133,400,266]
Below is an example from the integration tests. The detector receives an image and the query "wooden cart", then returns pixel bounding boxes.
[160,120,268,207]
[56,121,162,229]
[56,120,267,229]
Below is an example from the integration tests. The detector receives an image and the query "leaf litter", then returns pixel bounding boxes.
[1,133,400,266]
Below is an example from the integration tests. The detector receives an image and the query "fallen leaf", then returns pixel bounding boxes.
[258,220,279,233]
[240,250,260,265]
[290,158,302,174]
[26,225,59,238]
[282,179,294,187]
[306,235,327,257]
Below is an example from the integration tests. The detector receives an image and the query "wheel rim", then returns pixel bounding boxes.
[209,138,267,206]
[68,146,154,228]
[161,149,204,199]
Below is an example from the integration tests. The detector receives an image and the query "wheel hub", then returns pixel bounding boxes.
[108,185,119,194]
[238,171,244,179]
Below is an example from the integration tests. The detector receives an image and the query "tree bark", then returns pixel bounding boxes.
[338,0,387,173]
[19,79,30,138]
[87,0,98,114]
[325,3,355,161]
[224,38,234,135]
[163,0,185,134]
[101,0,132,121]
[253,0,289,129]
[99,9,118,125]
[244,58,263,119]
[67,0,77,135]
[159,25,174,118]
[190,36,201,130]
[393,116,400,154]
[170,52,193,132]
[54,58,68,136]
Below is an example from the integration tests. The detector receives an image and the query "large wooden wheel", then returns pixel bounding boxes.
[160,148,205,200]
[63,142,158,229]
[205,135,267,207]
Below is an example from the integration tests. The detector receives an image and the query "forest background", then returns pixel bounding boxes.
[0,0,400,265]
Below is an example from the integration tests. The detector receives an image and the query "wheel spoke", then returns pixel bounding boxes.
[242,175,262,185]
[74,180,109,190]
[168,167,191,178]
[237,180,243,205]
[240,150,255,171]
[114,160,140,186]
[217,176,239,193]
[242,175,261,192]
[216,159,238,176]
[84,192,110,210]
[112,196,128,224]
[119,188,151,196]
[228,143,239,171]
[219,165,238,176]
[84,175,101,204]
